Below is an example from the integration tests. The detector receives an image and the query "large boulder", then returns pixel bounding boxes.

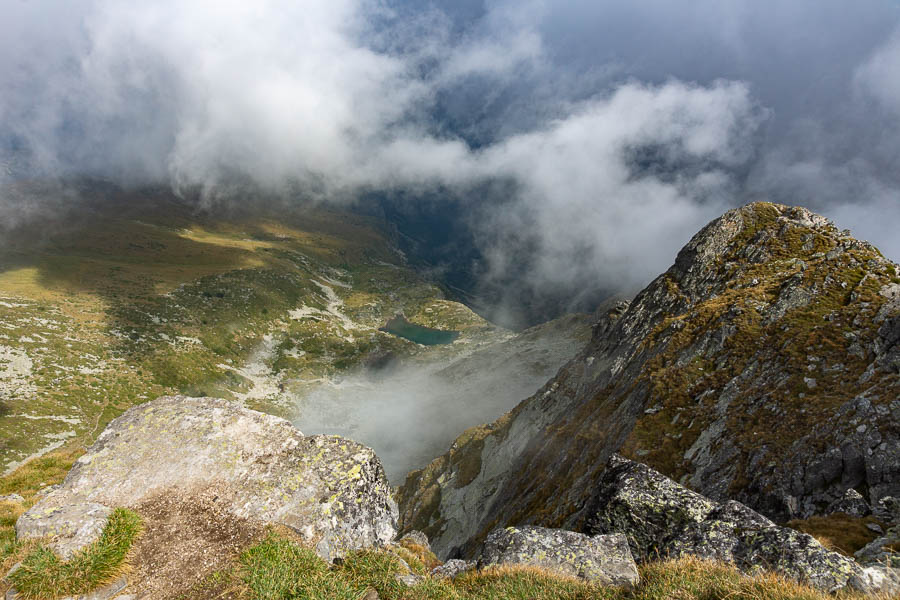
[477,525,639,588]
[16,396,398,560]
[587,455,866,593]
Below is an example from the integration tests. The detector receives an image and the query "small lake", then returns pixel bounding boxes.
[379,315,460,345]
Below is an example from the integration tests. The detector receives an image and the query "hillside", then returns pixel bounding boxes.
[0,181,589,478]
[398,202,900,558]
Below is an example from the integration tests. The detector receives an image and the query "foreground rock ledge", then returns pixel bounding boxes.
[16,395,398,560]
[588,455,894,594]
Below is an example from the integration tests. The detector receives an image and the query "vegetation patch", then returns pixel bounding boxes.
[786,513,885,556]
[7,508,141,600]
[204,533,881,600]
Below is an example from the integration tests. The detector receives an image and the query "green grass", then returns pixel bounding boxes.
[222,533,881,600]
[6,508,141,600]
[0,193,492,474]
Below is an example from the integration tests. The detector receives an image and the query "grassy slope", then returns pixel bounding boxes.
[181,532,882,600]
[0,188,493,474]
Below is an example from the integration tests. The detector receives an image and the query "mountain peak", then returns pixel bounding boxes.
[399,201,900,561]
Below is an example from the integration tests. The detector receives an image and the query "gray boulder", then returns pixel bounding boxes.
[16,396,398,561]
[16,503,112,560]
[873,496,900,525]
[431,559,476,580]
[852,565,900,597]
[398,530,431,553]
[477,526,639,588]
[588,455,865,593]
[827,488,870,517]
[855,523,900,567]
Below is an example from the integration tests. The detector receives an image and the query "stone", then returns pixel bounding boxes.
[850,565,900,596]
[6,576,127,600]
[15,502,112,560]
[63,575,128,600]
[855,524,900,567]
[359,588,379,600]
[827,488,870,517]
[430,559,475,580]
[398,530,431,553]
[477,526,639,588]
[17,396,398,561]
[873,496,900,525]
[587,454,717,560]
[395,573,425,586]
[587,456,864,593]
[0,494,23,504]
[866,523,884,534]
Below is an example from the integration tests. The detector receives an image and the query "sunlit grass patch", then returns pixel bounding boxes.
[0,449,82,500]
[6,508,141,600]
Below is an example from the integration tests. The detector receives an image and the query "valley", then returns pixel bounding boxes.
[0,184,588,481]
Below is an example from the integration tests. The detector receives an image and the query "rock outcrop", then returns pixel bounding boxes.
[17,396,398,560]
[398,203,900,561]
[477,526,639,587]
[587,456,864,592]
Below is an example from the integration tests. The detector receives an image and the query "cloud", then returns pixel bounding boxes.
[2,0,900,315]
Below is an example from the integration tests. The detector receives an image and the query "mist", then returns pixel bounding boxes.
[292,318,588,483]
[3,0,900,313]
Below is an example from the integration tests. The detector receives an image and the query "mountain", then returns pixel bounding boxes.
[397,202,900,558]
[0,182,588,477]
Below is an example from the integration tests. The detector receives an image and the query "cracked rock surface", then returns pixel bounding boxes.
[17,395,398,561]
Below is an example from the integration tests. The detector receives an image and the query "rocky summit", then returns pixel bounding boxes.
[18,395,398,562]
[398,203,900,572]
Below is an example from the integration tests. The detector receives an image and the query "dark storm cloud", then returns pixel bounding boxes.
[2,0,899,298]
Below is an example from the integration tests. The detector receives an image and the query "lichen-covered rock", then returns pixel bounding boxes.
[477,526,639,587]
[587,454,717,559]
[15,502,112,560]
[398,203,900,559]
[431,559,475,579]
[587,456,863,593]
[827,488,871,517]
[852,565,900,596]
[16,396,398,560]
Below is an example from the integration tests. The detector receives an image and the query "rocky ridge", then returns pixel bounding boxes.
[398,202,900,562]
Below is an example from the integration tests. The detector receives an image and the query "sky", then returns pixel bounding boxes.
[2,0,900,307]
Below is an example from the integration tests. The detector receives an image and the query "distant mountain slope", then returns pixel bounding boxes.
[398,202,900,558]
[0,182,510,474]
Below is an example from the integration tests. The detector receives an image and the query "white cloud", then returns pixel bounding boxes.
[855,28,900,115]
[4,0,898,309]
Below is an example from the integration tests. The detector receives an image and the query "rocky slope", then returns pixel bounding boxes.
[398,202,900,559]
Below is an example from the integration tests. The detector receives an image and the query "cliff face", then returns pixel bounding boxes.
[397,202,900,558]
